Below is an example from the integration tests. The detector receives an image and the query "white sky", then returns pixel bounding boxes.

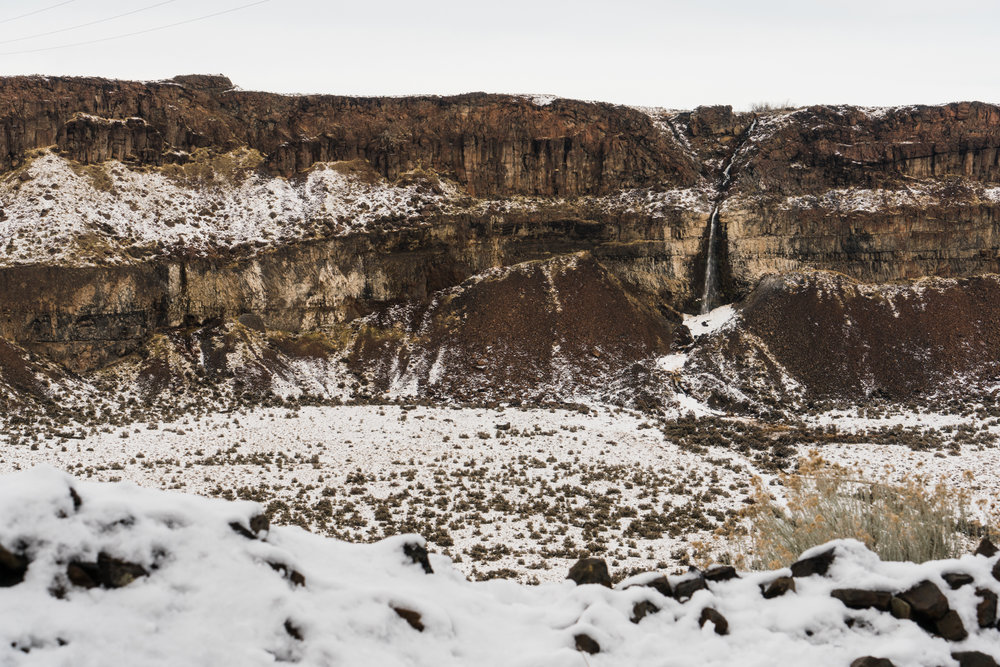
[0,0,996,110]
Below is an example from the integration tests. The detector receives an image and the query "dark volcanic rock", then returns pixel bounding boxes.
[230,513,269,540]
[975,537,998,558]
[392,607,424,632]
[934,609,968,641]
[942,572,975,590]
[673,575,708,601]
[0,543,28,587]
[976,587,998,628]
[952,651,1000,667]
[67,553,147,589]
[574,633,600,654]
[630,600,660,624]
[66,561,99,589]
[762,576,796,599]
[897,580,949,621]
[267,561,306,587]
[698,607,729,635]
[627,574,673,598]
[703,565,738,582]
[97,553,148,588]
[790,548,835,578]
[889,596,912,620]
[831,589,892,611]
[850,658,896,667]
[283,619,303,641]
[0,77,700,194]
[403,542,433,574]
[567,558,611,588]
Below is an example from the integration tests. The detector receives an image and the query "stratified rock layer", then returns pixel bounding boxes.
[1,76,1000,407]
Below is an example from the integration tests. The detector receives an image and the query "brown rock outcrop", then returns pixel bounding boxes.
[0,76,700,195]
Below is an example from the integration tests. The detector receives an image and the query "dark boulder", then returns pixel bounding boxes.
[761,576,796,599]
[69,487,82,511]
[976,587,998,628]
[952,651,1000,667]
[942,572,975,589]
[831,588,892,611]
[935,609,968,641]
[704,565,738,582]
[97,553,148,588]
[673,575,707,601]
[630,600,660,624]
[403,542,433,575]
[698,607,729,635]
[0,543,28,587]
[790,548,835,578]
[66,561,100,589]
[897,580,949,622]
[574,633,600,654]
[267,561,306,587]
[283,619,303,641]
[67,553,147,589]
[567,558,611,588]
[229,513,270,540]
[889,596,911,620]
[628,574,672,598]
[392,607,424,632]
[850,658,895,667]
[975,537,998,558]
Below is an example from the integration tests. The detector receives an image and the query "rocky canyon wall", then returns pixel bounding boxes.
[1,75,1000,377]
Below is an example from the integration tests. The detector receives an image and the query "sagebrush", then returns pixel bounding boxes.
[724,451,979,569]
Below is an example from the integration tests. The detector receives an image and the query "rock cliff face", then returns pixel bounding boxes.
[1,75,999,409]
[0,75,699,195]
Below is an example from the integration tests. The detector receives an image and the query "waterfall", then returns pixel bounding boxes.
[700,205,720,314]
[699,118,755,314]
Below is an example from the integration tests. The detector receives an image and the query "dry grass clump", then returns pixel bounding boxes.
[726,451,976,569]
[749,100,796,113]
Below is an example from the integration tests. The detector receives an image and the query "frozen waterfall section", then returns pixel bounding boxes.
[699,118,757,315]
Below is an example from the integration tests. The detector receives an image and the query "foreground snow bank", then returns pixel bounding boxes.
[0,468,998,666]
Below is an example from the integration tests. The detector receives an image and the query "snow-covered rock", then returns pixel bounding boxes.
[1,468,999,666]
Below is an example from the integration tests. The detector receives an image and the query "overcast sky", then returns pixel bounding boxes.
[0,0,996,109]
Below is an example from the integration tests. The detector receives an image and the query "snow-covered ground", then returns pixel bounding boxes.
[0,152,462,265]
[0,404,758,582]
[2,401,999,584]
[1,467,998,666]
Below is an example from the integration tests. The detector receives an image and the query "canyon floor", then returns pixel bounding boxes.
[3,382,998,584]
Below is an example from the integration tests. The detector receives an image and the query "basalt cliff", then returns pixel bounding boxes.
[1,75,999,416]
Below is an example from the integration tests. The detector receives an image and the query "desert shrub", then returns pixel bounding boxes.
[749,100,796,113]
[727,451,977,569]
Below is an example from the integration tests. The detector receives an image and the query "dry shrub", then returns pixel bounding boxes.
[749,100,796,113]
[726,451,976,569]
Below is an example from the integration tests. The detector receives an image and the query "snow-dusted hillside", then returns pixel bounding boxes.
[0,151,463,265]
[1,467,999,666]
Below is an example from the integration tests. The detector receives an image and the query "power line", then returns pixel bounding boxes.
[0,0,271,55]
[0,0,181,46]
[0,0,76,25]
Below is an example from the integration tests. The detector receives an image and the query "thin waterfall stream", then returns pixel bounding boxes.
[700,205,720,314]
[699,118,756,314]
